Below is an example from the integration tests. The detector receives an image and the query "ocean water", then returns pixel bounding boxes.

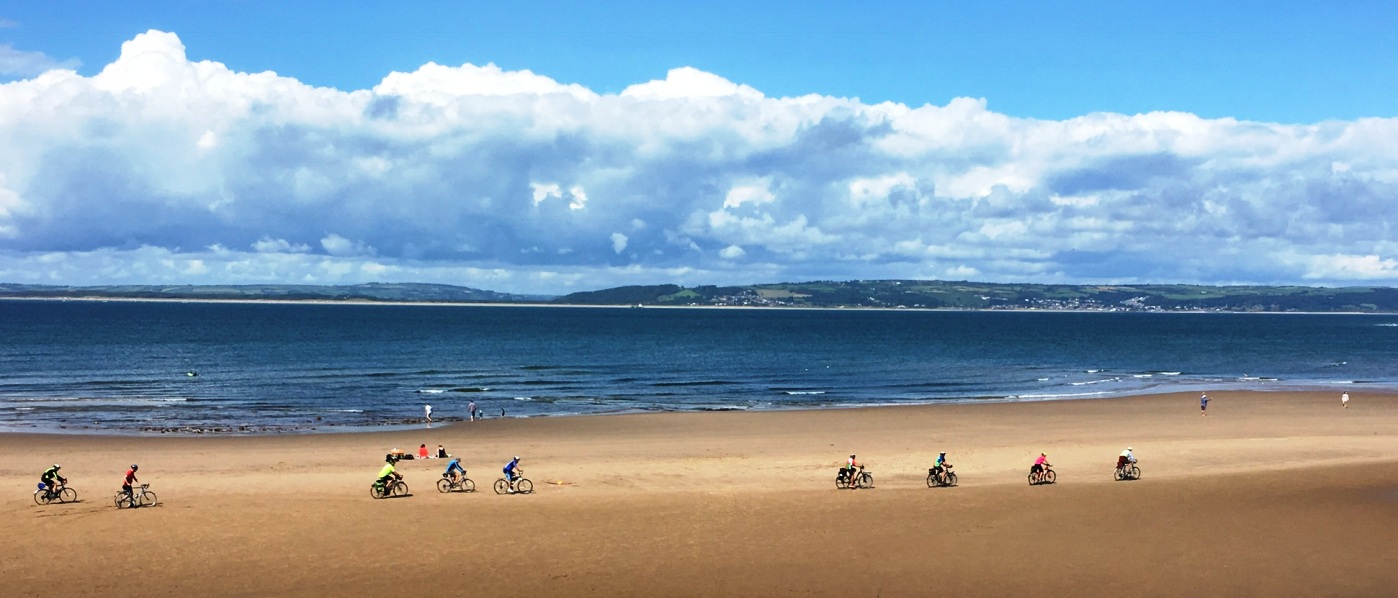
[1,300,1395,433]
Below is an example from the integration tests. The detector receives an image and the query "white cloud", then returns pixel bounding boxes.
[253,237,310,254]
[0,43,80,77]
[0,30,1396,294]
[320,234,375,257]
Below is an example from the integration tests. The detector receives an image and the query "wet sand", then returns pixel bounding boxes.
[4,390,1398,596]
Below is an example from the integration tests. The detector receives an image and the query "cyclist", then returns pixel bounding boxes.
[121,464,139,504]
[375,454,402,493]
[444,455,466,485]
[840,454,860,486]
[38,464,66,500]
[1117,447,1136,472]
[502,456,522,493]
[1030,453,1051,480]
[930,452,951,484]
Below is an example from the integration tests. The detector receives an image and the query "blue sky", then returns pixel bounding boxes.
[8,1,1397,122]
[2,2,1397,293]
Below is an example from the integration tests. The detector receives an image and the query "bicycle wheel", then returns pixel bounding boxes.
[1114,468,1125,481]
[462,479,476,493]
[59,487,77,503]
[858,473,873,489]
[437,479,453,493]
[836,475,849,490]
[516,479,533,494]
[493,479,508,494]
[392,481,408,497]
[926,473,936,488]
[1028,473,1036,486]
[1044,471,1056,484]
[115,493,130,509]
[1130,466,1140,480]
[946,472,958,487]
[34,491,51,506]
[138,490,158,507]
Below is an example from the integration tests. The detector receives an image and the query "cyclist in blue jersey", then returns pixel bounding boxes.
[444,456,466,484]
[503,456,522,493]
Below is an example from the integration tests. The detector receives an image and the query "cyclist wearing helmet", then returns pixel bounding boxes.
[38,464,65,500]
[121,464,139,503]
[840,454,860,485]
[1117,447,1136,470]
[931,452,951,483]
[444,456,466,484]
[376,454,401,491]
[502,456,522,493]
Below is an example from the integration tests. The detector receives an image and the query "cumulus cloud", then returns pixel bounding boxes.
[1,30,1397,294]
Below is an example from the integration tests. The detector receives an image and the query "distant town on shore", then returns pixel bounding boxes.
[5,280,1398,313]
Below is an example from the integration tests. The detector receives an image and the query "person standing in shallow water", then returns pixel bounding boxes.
[425,404,433,423]
[1200,393,1210,416]
[469,401,477,421]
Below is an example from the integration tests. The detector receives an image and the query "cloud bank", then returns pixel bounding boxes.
[2,30,1396,294]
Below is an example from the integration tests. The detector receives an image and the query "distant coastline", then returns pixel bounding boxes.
[4,279,1398,312]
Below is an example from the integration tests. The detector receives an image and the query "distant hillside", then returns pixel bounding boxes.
[553,280,1398,312]
[0,283,552,303]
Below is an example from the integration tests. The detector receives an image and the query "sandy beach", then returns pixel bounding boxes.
[5,390,1398,597]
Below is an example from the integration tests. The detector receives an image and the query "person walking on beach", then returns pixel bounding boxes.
[1342,391,1350,408]
[1200,393,1210,416]
[424,404,433,423]
[469,401,477,421]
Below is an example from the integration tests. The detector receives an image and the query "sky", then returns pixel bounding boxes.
[2,2,1397,294]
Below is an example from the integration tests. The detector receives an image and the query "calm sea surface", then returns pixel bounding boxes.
[1,300,1395,433]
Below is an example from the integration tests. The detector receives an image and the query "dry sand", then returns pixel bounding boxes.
[4,390,1398,597]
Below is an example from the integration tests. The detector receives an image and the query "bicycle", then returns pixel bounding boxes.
[370,476,409,499]
[35,481,77,505]
[114,484,157,508]
[926,465,958,488]
[1028,467,1056,486]
[837,466,874,489]
[436,472,476,493]
[1114,462,1141,481]
[493,474,533,495]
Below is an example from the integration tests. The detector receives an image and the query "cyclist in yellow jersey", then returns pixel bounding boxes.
[376,455,400,490]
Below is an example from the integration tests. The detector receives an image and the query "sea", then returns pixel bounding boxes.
[1,300,1395,434]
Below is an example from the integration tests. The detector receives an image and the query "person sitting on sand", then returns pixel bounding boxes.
[121,464,139,503]
[1031,453,1050,478]
[418,444,430,460]
[37,464,65,500]
[1117,447,1136,470]
[437,444,447,458]
[503,456,523,493]
[444,456,466,484]
[931,452,950,483]
[392,447,405,459]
